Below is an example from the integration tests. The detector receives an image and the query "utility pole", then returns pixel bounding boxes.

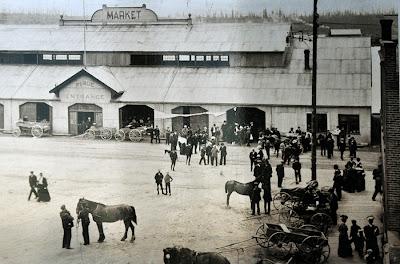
[82,0,87,68]
[311,0,319,180]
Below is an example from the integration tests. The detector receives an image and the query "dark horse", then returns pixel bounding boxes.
[76,198,137,243]
[163,246,230,264]
[225,178,271,214]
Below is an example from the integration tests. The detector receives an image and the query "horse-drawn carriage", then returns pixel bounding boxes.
[83,125,117,140]
[273,181,333,233]
[114,125,151,142]
[253,223,330,264]
[13,120,51,138]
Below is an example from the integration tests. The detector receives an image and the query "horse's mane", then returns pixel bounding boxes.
[82,199,106,207]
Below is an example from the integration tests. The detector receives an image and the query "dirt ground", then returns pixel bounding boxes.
[0,136,382,264]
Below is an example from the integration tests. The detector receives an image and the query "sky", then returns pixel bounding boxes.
[0,0,398,17]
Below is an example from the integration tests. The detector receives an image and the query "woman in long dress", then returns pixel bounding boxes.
[338,215,353,257]
[37,173,51,202]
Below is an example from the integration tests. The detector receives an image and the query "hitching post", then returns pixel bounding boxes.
[311,0,318,180]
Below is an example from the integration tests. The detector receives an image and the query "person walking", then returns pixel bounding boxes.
[364,216,380,260]
[77,204,90,245]
[292,158,302,184]
[163,172,173,196]
[276,161,285,188]
[28,171,38,201]
[154,170,164,195]
[250,182,261,215]
[249,149,257,171]
[219,143,227,165]
[199,146,206,165]
[338,215,353,258]
[372,166,383,201]
[333,164,343,201]
[60,205,74,249]
[170,150,177,171]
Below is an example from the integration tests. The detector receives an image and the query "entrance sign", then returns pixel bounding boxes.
[59,76,111,103]
[92,5,158,24]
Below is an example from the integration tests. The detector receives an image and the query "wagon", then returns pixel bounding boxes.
[253,223,330,264]
[13,120,51,138]
[114,125,151,142]
[83,126,117,140]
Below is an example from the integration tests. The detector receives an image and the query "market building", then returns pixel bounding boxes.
[0,4,372,143]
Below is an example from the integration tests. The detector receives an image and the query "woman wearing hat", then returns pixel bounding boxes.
[338,215,353,257]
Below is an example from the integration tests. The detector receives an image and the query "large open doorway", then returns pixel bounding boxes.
[0,104,3,129]
[171,106,208,132]
[226,106,265,131]
[19,102,52,122]
[68,104,102,135]
[119,105,154,128]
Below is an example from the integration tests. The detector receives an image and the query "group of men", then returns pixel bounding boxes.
[59,203,91,249]
[154,170,173,195]
[318,127,358,160]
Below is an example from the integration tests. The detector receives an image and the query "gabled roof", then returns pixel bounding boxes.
[49,67,124,99]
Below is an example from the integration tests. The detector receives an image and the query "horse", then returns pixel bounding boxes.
[76,198,137,243]
[163,246,230,264]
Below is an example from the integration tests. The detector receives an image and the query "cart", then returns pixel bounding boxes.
[114,125,151,142]
[83,126,117,140]
[13,120,51,138]
[253,223,330,264]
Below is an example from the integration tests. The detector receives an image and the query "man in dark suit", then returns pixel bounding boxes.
[276,161,285,188]
[60,205,74,249]
[28,171,38,201]
[154,170,164,195]
[364,216,380,259]
[154,125,160,143]
[77,205,90,245]
[219,143,227,165]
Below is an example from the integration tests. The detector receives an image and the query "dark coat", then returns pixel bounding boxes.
[276,164,285,177]
[250,186,262,202]
[78,208,90,225]
[60,210,74,229]
[29,175,37,187]
[155,172,164,183]
[220,146,227,156]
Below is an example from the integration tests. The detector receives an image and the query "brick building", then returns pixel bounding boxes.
[379,18,400,263]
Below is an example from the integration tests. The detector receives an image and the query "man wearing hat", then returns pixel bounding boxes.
[28,171,38,201]
[250,182,261,215]
[253,157,263,180]
[60,205,74,249]
[363,216,380,259]
[276,161,285,188]
[249,149,257,171]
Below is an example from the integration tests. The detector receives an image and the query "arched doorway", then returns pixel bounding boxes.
[171,106,208,132]
[68,103,102,135]
[226,106,265,135]
[0,103,3,129]
[19,102,52,123]
[119,105,154,128]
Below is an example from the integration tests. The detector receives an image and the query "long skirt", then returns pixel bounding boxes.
[338,234,353,257]
[37,187,51,202]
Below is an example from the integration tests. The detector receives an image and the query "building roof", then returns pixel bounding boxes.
[0,23,290,53]
[0,64,371,107]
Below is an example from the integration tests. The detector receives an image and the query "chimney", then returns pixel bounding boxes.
[304,49,310,70]
[380,19,393,41]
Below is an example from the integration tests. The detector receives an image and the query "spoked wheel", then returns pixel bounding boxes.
[84,129,95,140]
[13,128,21,137]
[279,208,304,228]
[114,130,125,142]
[299,236,330,264]
[129,129,142,142]
[273,192,292,211]
[310,213,332,234]
[31,125,44,138]
[254,224,269,248]
[267,232,292,259]
[100,128,112,140]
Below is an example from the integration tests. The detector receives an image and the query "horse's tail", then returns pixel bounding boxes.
[130,206,137,225]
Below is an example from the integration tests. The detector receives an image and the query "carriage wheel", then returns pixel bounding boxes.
[13,128,21,137]
[310,213,332,234]
[129,129,142,142]
[273,192,292,211]
[100,128,112,140]
[31,125,43,138]
[299,224,320,232]
[299,236,330,264]
[114,130,125,142]
[254,224,269,248]
[279,208,304,228]
[84,129,95,140]
[266,232,292,258]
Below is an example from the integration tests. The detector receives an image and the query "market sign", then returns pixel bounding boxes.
[91,5,158,24]
[59,76,111,104]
